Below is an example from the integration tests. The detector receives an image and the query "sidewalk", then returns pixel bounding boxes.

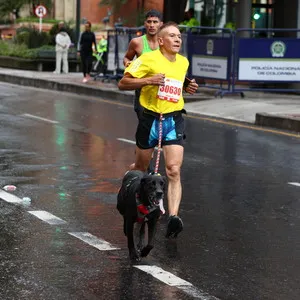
[0,68,299,133]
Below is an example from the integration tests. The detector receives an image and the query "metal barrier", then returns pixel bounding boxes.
[233,28,300,95]
[185,26,235,97]
[99,26,300,96]
[95,27,144,82]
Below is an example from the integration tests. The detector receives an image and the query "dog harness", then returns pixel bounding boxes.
[136,193,163,223]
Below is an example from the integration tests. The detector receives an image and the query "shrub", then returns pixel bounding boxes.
[15,26,50,49]
[17,17,57,24]
[0,41,38,59]
[14,31,30,46]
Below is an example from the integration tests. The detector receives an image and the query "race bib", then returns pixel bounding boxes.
[157,78,183,103]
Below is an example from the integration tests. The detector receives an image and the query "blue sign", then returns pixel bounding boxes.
[238,38,300,82]
[238,38,300,59]
[187,35,232,80]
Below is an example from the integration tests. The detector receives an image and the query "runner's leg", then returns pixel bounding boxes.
[163,144,184,216]
[130,147,154,172]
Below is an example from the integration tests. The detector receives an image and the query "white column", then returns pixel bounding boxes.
[64,0,76,22]
[55,0,65,20]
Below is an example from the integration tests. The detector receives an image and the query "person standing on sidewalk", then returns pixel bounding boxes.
[77,21,97,83]
[118,22,198,238]
[53,24,71,74]
[123,9,163,117]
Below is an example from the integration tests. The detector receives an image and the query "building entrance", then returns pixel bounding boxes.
[252,0,274,29]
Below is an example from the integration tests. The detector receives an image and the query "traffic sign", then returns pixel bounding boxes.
[35,5,47,18]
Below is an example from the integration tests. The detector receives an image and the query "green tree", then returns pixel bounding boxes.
[0,0,25,18]
[0,0,52,18]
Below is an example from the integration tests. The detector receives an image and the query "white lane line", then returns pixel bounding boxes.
[21,113,59,124]
[0,190,23,204]
[28,211,67,225]
[117,138,135,145]
[68,232,120,251]
[288,182,300,187]
[134,265,220,300]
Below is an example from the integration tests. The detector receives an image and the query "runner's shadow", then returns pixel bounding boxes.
[164,239,180,259]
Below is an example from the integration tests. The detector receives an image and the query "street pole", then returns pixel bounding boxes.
[76,0,81,43]
[39,17,42,33]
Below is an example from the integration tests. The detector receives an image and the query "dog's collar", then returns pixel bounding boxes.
[136,193,159,223]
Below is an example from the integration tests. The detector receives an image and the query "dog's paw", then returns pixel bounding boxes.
[137,241,144,252]
[129,250,141,261]
[140,245,153,257]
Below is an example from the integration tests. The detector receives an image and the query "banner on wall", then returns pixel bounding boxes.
[238,39,300,82]
[189,37,232,80]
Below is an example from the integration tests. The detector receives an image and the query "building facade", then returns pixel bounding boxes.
[183,0,300,34]
[53,0,163,27]
[20,0,300,32]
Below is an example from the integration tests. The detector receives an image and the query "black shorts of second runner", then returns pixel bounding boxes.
[136,110,185,149]
[134,89,143,119]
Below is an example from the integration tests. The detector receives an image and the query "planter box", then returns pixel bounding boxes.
[38,50,77,60]
[0,55,80,72]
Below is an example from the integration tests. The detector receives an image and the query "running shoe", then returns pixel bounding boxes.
[165,215,183,238]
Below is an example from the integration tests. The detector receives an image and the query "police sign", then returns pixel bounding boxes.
[35,5,47,18]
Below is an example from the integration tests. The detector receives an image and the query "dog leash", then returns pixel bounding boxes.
[154,113,163,174]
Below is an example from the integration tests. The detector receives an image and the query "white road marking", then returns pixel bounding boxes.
[117,138,136,145]
[28,211,67,225]
[134,265,220,300]
[21,113,59,124]
[288,182,300,187]
[68,232,120,251]
[0,190,23,204]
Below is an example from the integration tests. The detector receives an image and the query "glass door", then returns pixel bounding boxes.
[252,0,274,29]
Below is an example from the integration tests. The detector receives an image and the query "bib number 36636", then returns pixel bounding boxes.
[157,78,182,103]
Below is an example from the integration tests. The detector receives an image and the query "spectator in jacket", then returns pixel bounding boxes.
[53,24,72,74]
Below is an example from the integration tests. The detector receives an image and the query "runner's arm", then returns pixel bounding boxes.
[184,78,198,94]
[118,73,165,90]
[123,39,139,67]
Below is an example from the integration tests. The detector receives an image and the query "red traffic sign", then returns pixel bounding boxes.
[35,5,47,18]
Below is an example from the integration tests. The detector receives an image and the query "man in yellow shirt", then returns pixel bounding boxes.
[118,22,198,238]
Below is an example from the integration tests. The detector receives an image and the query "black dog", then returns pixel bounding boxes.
[117,170,166,261]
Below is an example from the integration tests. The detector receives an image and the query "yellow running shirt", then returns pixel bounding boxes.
[125,49,189,114]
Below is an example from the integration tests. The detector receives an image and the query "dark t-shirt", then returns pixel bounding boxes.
[79,31,96,54]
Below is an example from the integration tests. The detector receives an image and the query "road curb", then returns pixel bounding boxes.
[2,72,299,134]
[0,73,135,103]
[255,113,300,133]
[0,72,213,104]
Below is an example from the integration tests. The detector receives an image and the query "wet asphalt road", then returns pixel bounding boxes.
[0,82,300,300]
